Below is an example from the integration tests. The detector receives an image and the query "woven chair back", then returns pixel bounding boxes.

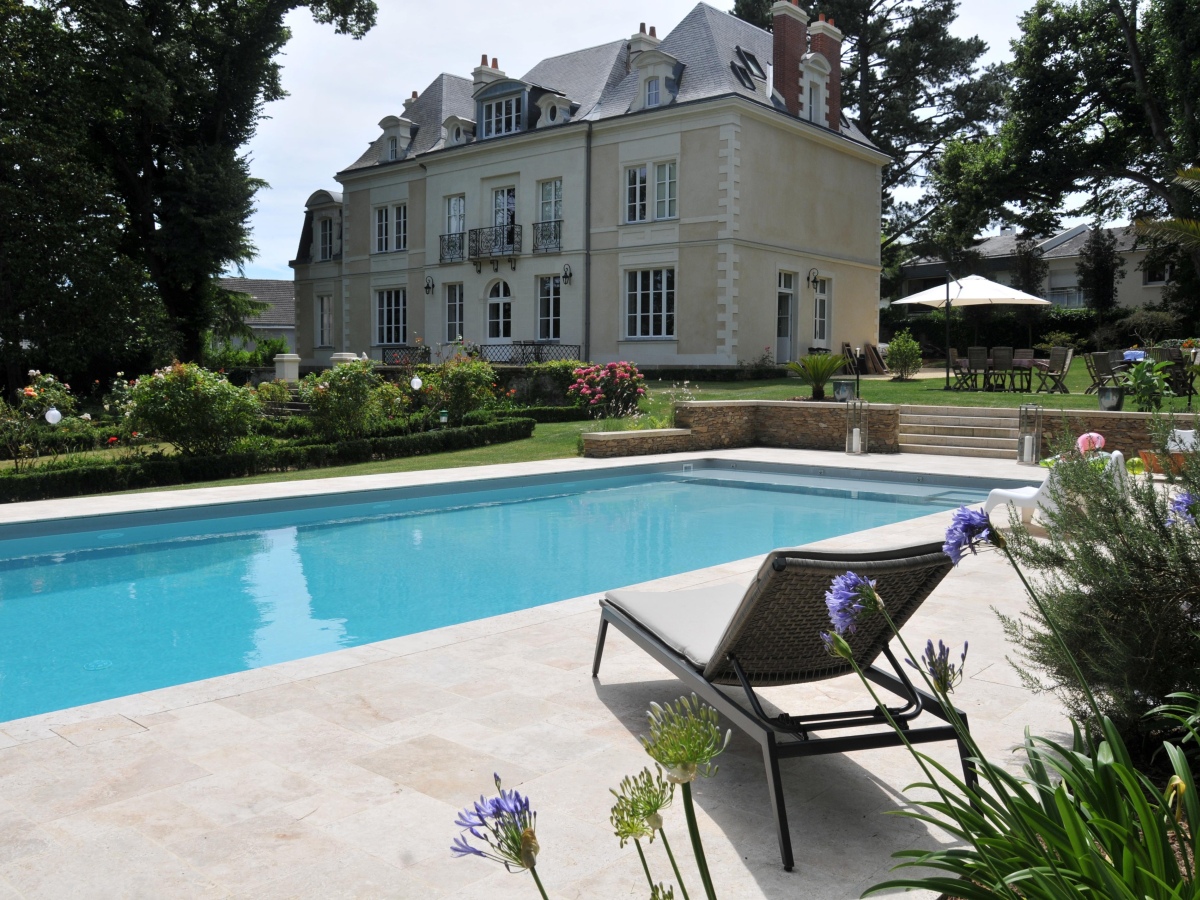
[1046,346,1068,373]
[1092,352,1114,377]
[1014,348,1034,360]
[967,347,988,371]
[703,543,952,687]
[992,346,1014,371]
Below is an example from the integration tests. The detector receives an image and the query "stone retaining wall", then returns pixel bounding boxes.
[1039,409,1199,456]
[582,401,900,458]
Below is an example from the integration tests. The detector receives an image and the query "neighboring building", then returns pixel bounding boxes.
[291,2,887,370]
[219,277,296,349]
[898,224,1171,309]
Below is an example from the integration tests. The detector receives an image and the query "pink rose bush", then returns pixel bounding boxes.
[567,361,646,418]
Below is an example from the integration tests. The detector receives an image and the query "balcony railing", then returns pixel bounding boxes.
[380,346,432,366]
[439,232,466,263]
[531,220,562,253]
[469,224,522,260]
[477,342,582,365]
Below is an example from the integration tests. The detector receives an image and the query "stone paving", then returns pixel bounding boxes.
[0,449,1063,899]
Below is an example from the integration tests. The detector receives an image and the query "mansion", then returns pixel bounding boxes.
[291,1,886,369]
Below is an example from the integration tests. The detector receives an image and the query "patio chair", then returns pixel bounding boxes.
[984,451,1126,523]
[990,346,1014,392]
[949,347,971,390]
[966,346,989,391]
[1012,349,1036,392]
[1036,347,1072,394]
[1090,352,1121,393]
[592,541,970,871]
[1083,352,1099,393]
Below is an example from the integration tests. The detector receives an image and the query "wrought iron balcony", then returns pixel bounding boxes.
[531,219,562,253]
[469,225,522,260]
[477,342,582,365]
[439,232,466,263]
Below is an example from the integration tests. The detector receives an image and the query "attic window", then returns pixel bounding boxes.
[388,137,398,160]
[547,105,558,122]
[482,95,523,138]
[730,62,755,90]
[736,47,765,80]
[646,77,660,107]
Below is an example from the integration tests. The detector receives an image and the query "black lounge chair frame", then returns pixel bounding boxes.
[592,541,975,871]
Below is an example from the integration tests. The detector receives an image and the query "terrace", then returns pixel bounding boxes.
[0,448,1065,898]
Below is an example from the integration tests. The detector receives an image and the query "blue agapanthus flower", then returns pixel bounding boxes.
[906,639,968,695]
[452,774,539,871]
[1168,491,1197,527]
[825,571,880,635]
[943,506,993,565]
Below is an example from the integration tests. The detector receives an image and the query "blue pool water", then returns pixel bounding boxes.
[0,465,990,722]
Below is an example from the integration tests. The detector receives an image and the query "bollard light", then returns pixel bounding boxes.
[439,409,449,425]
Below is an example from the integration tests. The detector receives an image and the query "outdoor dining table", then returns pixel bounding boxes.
[1124,350,1146,362]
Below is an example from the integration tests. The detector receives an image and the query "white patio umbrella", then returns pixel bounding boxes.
[891,275,1050,390]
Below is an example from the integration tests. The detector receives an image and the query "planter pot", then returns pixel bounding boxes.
[1098,385,1125,411]
[831,378,856,403]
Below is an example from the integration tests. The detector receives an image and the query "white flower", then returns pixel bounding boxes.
[81,413,91,421]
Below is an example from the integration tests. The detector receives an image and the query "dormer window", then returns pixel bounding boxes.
[454,126,463,142]
[319,219,333,261]
[482,95,522,137]
[388,137,398,160]
[646,77,660,107]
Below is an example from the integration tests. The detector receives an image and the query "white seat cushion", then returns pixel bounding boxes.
[1168,430,1197,452]
[605,580,749,669]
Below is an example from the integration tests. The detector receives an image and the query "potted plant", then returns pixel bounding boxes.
[1097,383,1125,411]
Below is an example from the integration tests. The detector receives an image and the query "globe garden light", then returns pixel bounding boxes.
[45,406,62,426]
[410,376,423,390]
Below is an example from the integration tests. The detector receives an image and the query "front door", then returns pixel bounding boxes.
[776,272,795,363]
[812,277,829,350]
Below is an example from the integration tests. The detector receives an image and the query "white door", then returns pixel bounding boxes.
[776,272,795,363]
[486,281,512,344]
[812,277,829,350]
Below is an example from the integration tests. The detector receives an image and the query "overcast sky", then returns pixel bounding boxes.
[237,1,1033,280]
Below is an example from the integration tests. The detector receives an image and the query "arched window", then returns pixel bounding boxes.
[488,281,512,340]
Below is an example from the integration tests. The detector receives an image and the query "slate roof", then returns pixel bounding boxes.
[910,226,1144,268]
[340,2,873,174]
[1040,225,1141,259]
[219,278,296,328]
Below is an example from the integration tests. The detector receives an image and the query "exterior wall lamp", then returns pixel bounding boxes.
[807,267,820,289]
[562,264,573,285]
[424,276,435,295]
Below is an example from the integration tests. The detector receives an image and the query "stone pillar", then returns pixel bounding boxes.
[330,352,359,366]
[274,353,300,383]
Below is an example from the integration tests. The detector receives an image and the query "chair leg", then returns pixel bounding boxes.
[591,616,609,677]
[761,733,795,871]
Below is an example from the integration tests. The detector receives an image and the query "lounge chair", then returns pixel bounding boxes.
[984,451,1126,523]
[591,541,970,871]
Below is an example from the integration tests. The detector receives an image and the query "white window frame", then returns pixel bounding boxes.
[376,288,406,345]
[446,283,464,343]
[812,277,829,345]
[539,179,562,223]
[646,77,660,108]
[538,275,561,341]
[626,165,648,223]
[482,95,523,138]
[374,207,389,253]
[318,219,333,261]
[625,268,675,338]
[487,281,512,340]
[446,195,465,235]
[394,204,407,251]
[316,294,333,347]
[655,162,677,220]
[388,136,398,160]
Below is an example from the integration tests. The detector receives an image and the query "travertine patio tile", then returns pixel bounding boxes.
[143,702,274,759]
[280,789,369,827]
[78,788,222,846]
[51,714,147,747]
[232,849,441,900]
[166,757,324,827]
[0,801,53,866]
[320,790,458,869]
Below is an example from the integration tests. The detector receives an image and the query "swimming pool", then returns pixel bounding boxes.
[0,461,997,722]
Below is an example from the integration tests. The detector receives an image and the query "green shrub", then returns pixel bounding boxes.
[298,358,407,440]
[784,353,848,401]
[417,356,497,425]
[127,362,261,456]
[1001,441,1200,752]
[521,360,586,403]
[884,329,922,380]
[254,379,292,416]
[1,371,83,470]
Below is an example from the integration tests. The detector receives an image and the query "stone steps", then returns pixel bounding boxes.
[899,404,1021,459]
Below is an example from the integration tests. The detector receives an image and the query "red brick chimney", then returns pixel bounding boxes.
[771,0,809,117]
[809,13,844,130]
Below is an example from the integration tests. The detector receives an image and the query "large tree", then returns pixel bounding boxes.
[28,0,377,364]
[731,0,1002,248]
[930,0,1200,324]
[1076,226,1126,313]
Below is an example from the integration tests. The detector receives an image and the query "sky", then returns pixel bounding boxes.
[237,0,1034,280]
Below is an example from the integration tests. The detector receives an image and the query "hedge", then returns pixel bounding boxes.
[0,418,536,503]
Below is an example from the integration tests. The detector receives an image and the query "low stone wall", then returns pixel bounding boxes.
[581,400,901,458]
[1040,409,1199,456]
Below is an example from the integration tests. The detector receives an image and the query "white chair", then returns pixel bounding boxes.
[985,451,1126,523]
[1167,429,1197,452]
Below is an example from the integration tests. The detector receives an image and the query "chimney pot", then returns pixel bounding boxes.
[819,12,826,21]
[411,90,418,99]
[829,16,835,25]
[649,25,657,37]
[639,22,646,33]
[480,53,488,66]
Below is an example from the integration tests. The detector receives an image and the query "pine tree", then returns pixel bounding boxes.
[1075,227,1126,313]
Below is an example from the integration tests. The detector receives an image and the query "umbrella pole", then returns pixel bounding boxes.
[944,281,952,391]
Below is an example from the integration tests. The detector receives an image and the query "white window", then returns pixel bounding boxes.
[493,187,516,253]
[394,204,407,251]
[646,77,660,107]
[539,179,562,223]
[1143,262,1172,285]
[446,195,465,234]
[375,207,389,253]
[488,281,512,339]
[539,276,561,341]
[482,95,523,138]
[807,81,820,123]
[446,283,464,343]
[318,219,333,261]
[316,294,333,347]
[655,162,677,220]
[626,268,675,338]
[776,272,795,362]
[813,277,829,344]
[376,288,406,344]
[626,165,648,223]
[388,136,398,160]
